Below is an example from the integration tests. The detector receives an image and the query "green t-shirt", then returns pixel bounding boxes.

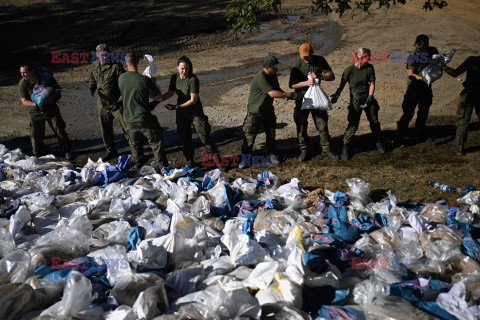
[168,73,202,108]
[118,71,160,123]
[341,63,376,96]
[18,71,57,100]
[406,46,439,88]
[247,70,280,114]
[89,62,125,108]
[459,56,480,90]
[289,55,333,96]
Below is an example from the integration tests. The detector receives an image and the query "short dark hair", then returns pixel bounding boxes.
[125,53,139,65]
[177,56,193,77]
[20,63,36,71]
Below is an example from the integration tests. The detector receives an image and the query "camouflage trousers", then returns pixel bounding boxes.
[176,106,219,161]
[343,97,382,145]
[28,105,71,156]
[126,116,167,166]
[98,104,130,153]
[241,111,277,155]
[455,89,480,149]
[294,102,332,152]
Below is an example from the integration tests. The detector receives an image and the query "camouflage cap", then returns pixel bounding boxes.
[96,44,109,53]
[413,34,429,49]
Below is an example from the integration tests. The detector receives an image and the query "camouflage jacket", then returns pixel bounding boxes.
[89,62,125,109]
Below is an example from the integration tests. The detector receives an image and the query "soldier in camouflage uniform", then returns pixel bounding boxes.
[330,48,386,160]
[443,55,480,155]
[118,53,169,168]
[89,44,130,161]
[239,55,298,169]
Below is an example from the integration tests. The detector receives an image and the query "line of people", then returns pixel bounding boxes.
[18,35,480,170]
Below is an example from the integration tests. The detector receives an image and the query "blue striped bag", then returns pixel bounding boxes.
[31,85,60,109]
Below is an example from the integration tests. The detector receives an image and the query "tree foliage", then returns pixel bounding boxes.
[226,0,282,36]
[227,0,448,35]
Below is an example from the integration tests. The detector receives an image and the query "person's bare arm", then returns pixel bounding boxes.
[443,65,467,78]
[21,98,37,108]
[268,90,291,99]
[320,71,335,81]
[407,69,423,81]
[179,93,199,108]
[289,78,313,89]
[161,90,175,101]
[369,82,375,96]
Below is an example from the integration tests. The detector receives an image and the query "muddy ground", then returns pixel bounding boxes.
[1,0,479,203]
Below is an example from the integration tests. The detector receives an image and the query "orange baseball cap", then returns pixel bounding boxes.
[299,43,314,57]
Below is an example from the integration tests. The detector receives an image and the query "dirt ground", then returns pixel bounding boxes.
[1,0,479,203]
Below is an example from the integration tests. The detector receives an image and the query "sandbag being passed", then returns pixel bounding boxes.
[301,77,332,110]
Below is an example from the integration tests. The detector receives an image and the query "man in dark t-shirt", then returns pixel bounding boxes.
[118,53,168,168]
[443,55,480,155]
[18,64,71,159]
[240,55,297,169]
[395,34,439,145]
[289,43,338,161]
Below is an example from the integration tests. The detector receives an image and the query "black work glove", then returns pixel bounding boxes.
[54,93,62,103]
[289,92,299,101]
[330,92,340,104]
[165,103,179,111]
[112,100,123,111]
[149,100,160,111]
[365,95,374,107]
[90,87,96,97]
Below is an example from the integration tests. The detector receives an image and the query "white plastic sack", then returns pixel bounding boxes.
[40,270,103,319]
[422,48,457,85]
[301,77,332,110]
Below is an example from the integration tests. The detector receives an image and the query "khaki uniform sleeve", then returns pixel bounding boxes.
[319,56,333,74]
[341,66,350,85]
[89,66,97,91]
[18,81,30,100]
[258,73,275,93]
[289,60,304,84]
[368,66,376,83]
[190,76,200,94]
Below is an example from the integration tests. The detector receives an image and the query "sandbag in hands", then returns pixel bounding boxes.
[301,76,332,111]
[422,48,458,85]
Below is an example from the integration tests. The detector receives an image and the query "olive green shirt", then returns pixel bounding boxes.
[341,63,376,97]
[18,71,57,113]
[168,73,202,108]
[247,70,280,114]
[290,55,333,97]
[118,71,160,124]
[89,62,125,108]
[459,56,480,90]
[406,46,439,88]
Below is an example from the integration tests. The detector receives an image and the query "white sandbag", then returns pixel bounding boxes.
[301,77,332,110]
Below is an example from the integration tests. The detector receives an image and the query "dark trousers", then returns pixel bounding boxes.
[176,106,219,161]
[241,111,277,155]
[455,89,480,149]
[28,105,71,156]
[343,100,382,145]
[294,102,331,151]
[397,85,433,136]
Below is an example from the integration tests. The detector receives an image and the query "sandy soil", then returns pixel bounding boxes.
[1,0,479,202]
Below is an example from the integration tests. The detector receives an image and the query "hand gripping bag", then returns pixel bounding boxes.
[301,77,332,111]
